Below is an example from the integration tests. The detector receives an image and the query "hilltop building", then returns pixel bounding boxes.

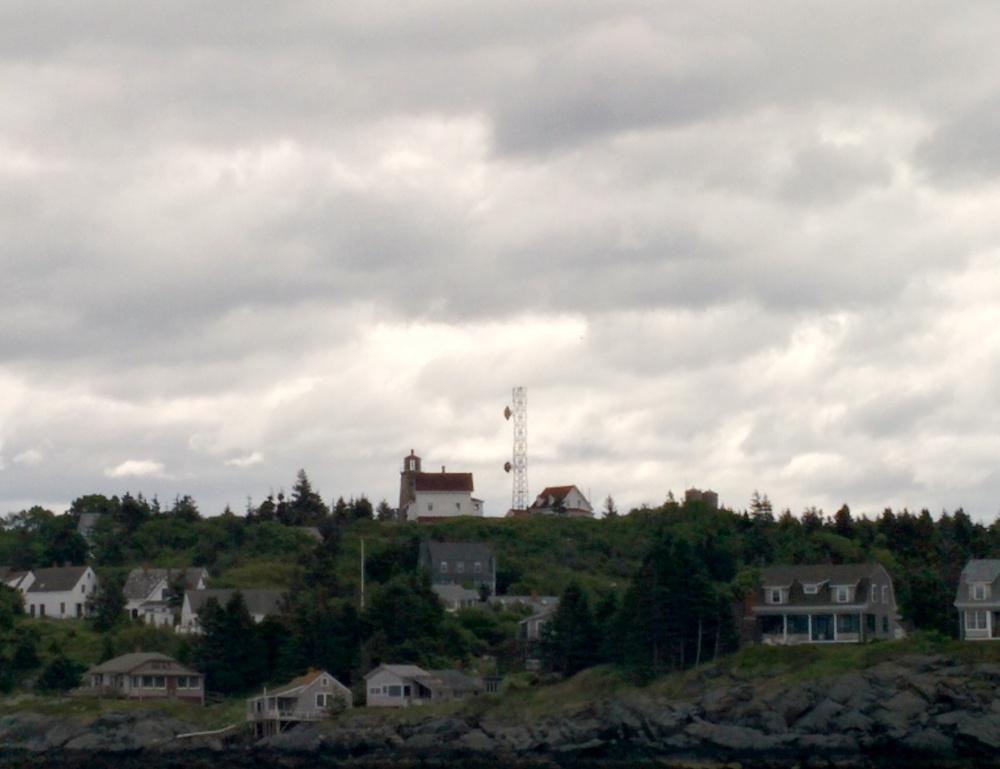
[684,488,719,509]
[23,566,98,620]
[398,450,483,521]
[179,589,285,634]
[526,485,594,517]
[123,567,209,626]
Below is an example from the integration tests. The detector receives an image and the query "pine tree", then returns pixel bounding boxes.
[540,583,598,676]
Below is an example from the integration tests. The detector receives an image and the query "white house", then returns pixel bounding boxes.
[123,567,208,626]
[24,566,98,619]
[179,588,284,634]
[525,485,594,518]
[246,670,352,737]
[365,664,483,708]
[398,450,484,521]
[0,568,33,593]
[955,559,1000,641]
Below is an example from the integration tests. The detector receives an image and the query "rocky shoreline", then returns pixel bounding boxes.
[2,654,999,768]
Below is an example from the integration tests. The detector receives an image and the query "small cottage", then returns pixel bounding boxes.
[87,653,204,704]
[527,485,594,517]
[419,541,496,595]
[246,670,352,737]
[364,664,483,708]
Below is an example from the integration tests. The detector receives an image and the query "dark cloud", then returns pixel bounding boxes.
[2,2,1000,519]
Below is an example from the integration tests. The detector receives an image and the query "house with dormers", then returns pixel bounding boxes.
[87,653,204,704]
[954,559,1000,641]
[752,563,897,644]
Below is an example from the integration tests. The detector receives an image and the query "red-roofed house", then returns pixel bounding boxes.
[398,450,484,521]
[527,485,594,518]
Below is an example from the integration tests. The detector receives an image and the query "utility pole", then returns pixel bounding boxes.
[360,538,366,610]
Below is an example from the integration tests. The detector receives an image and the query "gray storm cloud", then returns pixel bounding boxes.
[2,1,1000,520]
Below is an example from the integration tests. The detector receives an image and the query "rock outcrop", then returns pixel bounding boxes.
[2,654,999,767]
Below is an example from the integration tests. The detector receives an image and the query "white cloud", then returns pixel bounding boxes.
[105,460,168,479]
[12,448,43,466]
[225,452,264,468]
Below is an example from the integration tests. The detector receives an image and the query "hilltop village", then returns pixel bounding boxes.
[1,450,999,749]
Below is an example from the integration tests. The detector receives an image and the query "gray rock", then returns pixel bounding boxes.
[453,729,495,752]
[832,708,874,733]
[902,727,954,755]
[953,713,1000,750]
[684,718,790,753]
[826,671,871,706]
[793,698,843,732]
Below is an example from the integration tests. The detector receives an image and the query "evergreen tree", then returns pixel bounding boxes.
[194,593,267,695]
[351,496,374,521]
[375,500,395,521]
[36,654,86,691]
[290,470,330,525]
[541,583,598,676]
[603,495,618,519]
[86,573,127,632]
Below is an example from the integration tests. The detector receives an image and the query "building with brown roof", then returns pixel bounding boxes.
[86,652,203,704]
[525,485,594,517]
[246,669,352,737]
[751,563,898,644]
[398,450,483,521]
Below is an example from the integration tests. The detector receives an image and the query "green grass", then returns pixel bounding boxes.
[0,693,245,730]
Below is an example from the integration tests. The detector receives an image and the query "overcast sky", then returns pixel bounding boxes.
[3,2,1000,521]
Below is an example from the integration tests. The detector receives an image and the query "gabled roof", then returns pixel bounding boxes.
[259,669,350,697]
[26,566,89,593]
[959,559,1000,584]
[533,485,576,503]
[424,541,494,563]
[124,568,207,600]
[414,472,474,493]
[365,664,428,680]
[419,669,483,694]
[88,652,197,676]
[184,589,284,617]
[760,563,881,587]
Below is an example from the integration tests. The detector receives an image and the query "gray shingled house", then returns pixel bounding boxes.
[752,563,897,644]
[418,541,496,595]
[954,559,1000,640]
[246,669,352,737]
[86,652,204,704]
[364,664,484,707]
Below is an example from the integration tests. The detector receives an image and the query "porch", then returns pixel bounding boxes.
[759,612,868,644]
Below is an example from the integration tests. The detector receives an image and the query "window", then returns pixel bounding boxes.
[474,562,482,574]
[403,685,411,697]
[387,685,402,697]
[29,605,35,617]
[440,561,448,573]
[60,602,65,615]
[369,688,379,695]
[768,588,783,604]
[39,605,45,617]
[788,614,809,634]
[871,586,878,603]
[455,502,461,510]
[155,676,166,689]
[803,584,819,595]
[967,610,988,630]
[456,562,465,574]
[865,614,876,633]
[189,677,199,688]
[834,587,849,603]
[973,583,988,601]
[881,585,888,604]
[760,615,783,635]
[427,503,433,512]
[316,694,326,708]
[177,677,187,689]
[837,614,859,633]
[256,701,262,712]
[142,676,154,687]
[76,604,83,617]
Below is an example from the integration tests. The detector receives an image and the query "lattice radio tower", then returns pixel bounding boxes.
[503,386,529,511]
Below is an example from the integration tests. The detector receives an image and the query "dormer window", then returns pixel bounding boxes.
[768,588,784,604]
[803,584,819,595]
[440,562,448,573]
[972,583,988,601]
[871,586,879,603]
[834,586,850,603]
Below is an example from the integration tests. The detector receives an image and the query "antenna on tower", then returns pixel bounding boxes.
[504,386,528,511]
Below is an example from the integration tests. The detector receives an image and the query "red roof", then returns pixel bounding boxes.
[414,472,474,493]
[536,485,575,500]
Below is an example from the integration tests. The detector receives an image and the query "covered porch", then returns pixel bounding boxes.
[759,611,871,644]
